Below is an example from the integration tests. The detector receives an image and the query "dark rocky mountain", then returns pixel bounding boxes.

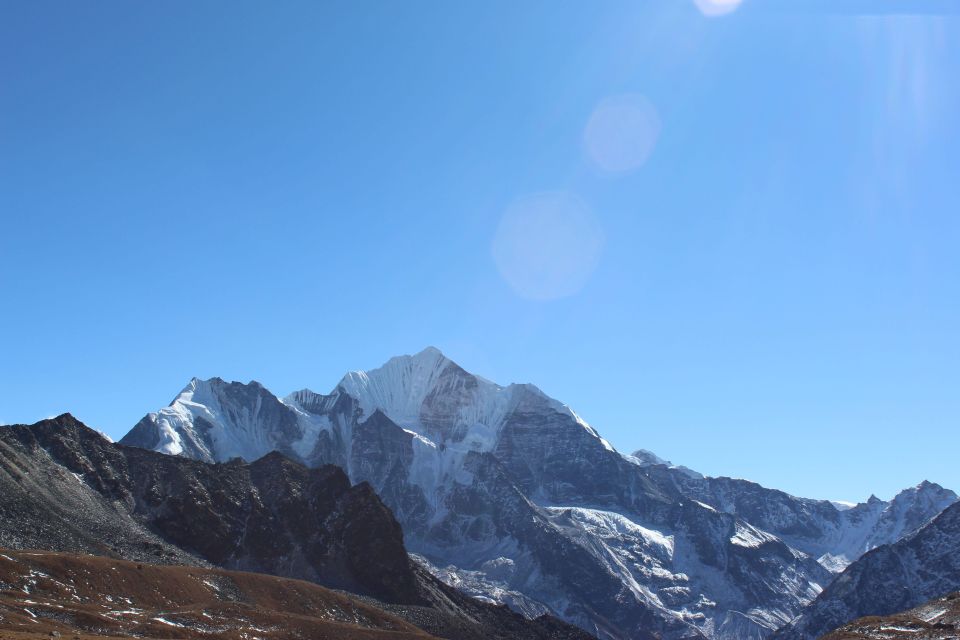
[118,348,956,640]
[0,414,416,603]
[0,414,593,640]
[774,501,960,640]
[819,591,960,640]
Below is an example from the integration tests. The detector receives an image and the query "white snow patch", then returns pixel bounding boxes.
[730,523,779,548]
[920,607,949,622]
[817,553,851,573]
[547,506,676,557]
[152,616,186,627]
[830,500,857,511]
[693,501,717,513]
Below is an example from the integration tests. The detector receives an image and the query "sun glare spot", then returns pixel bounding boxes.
[583,94,661,174]
[694,0,742,17]
[492,192,604,301]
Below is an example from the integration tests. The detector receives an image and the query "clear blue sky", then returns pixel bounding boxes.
[2,1,958,502]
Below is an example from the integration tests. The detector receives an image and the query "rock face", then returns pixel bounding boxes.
[0,414,595,640]
[119,348,957,640]
[773,501,960,640]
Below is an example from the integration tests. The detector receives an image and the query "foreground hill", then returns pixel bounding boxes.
[774,501,960,640]
[0,415,591,640]
[820,592,960,640]
[120,347,955,640]
[0,548,432,640]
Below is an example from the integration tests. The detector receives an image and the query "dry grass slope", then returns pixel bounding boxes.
[0,549,436,640]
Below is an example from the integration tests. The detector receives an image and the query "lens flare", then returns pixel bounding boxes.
[694,0,742,17]
[492,192,604,301]
[583,94,661,174]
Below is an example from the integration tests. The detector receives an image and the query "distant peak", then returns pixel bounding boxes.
[891,480,956,502]
[179,376,266,393]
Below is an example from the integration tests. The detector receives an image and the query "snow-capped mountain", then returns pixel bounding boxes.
[774,500,960,640]
[120,348,956,640]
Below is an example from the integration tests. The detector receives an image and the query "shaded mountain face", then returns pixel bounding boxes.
[120,348,956,640]
[1,414,418,603]
[773,501,960,640]
[0,415,594,640]
[819,591,960,640]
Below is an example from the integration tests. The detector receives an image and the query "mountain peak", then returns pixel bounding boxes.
[914,479,946,493]
[890,480,956,501]
[336,347,459,427]
[47,412,81,424]
[415,345,445,359]
[630,449,671,466]
[175,377,271,403]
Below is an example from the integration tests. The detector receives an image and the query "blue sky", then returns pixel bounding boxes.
[1,1,958,502]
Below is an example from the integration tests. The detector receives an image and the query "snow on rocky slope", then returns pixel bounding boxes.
[634,460,956,573]
[818,591,960,640]
[774,501,960,640]
[120,348,956,640]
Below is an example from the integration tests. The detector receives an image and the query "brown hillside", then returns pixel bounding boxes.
[0,549,435,640]
[820,592,960,640]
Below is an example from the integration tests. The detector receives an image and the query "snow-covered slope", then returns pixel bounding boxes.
[122,377,303,462]
[120,348,956,640]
